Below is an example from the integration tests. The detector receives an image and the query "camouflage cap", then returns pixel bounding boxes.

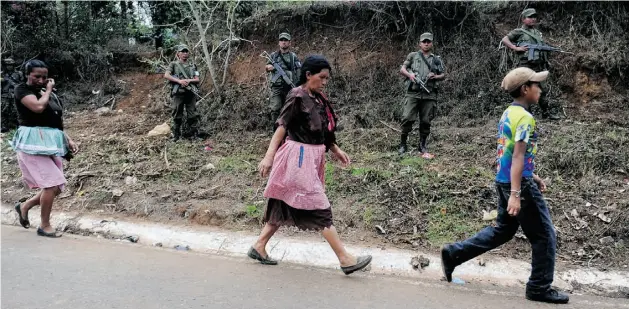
[177,44,189,52]
[419,32,433,42]
[521,8,537,18]
[2,58,15,64]
[501,67,548,93]
[279,32,291,40]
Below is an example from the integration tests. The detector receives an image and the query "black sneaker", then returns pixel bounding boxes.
[441,244,455,282]
[526,288,570,304]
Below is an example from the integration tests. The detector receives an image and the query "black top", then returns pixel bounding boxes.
[14,83,64,130]
[276,87,338,151]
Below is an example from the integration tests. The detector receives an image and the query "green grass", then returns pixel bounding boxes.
[362,206,374,225]
[217,156,255,172]
[245,203,261,218]
[400,156,427,168]
[425,198,484,246]
[325,163,336,188]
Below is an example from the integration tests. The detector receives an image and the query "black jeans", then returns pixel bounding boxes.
[446,178,557,294]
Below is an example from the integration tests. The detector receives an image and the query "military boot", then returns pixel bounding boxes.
[398,134,408,155]
[418,135,434,159]
[171,124,181,142]
[418,135,428,153]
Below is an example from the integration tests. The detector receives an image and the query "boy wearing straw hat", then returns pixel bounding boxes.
[440,67,569,304]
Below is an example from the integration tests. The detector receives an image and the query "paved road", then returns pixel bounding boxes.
[2,226,627,309]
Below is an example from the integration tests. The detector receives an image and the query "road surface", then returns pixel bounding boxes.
[2,226,627,309]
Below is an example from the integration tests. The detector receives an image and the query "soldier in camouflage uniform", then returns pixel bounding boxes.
[398,33,445,159]
[502,8,561,120]
[265,32,301,125]
[164,45,201,141]
[1,58,24,133]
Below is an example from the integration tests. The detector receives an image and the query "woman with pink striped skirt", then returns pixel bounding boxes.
[248,55,372,275]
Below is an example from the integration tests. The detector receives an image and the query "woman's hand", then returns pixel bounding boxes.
[67,138,79,154]
[46,78,55,91]
[330,145,351,167]
[258,155,273,178]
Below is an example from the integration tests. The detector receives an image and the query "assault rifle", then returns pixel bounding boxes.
[407,75,430,94]
[170,74,202,99]
[517,43,573,61]
[260,51,296,88]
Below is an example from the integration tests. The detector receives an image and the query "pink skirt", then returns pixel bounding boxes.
[263,140,329,210]
[16,151,66,190]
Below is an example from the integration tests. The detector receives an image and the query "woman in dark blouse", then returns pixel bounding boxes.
[11,60,78,237]
[248,55,372,275]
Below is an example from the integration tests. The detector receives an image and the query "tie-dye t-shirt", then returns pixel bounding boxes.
[496,104,537,183]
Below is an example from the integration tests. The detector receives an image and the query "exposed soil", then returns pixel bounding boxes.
[1,1,628,280]
[2,67,627,273]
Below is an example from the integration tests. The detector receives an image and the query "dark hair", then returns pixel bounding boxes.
[298,55,331,85]
[509,81,538,98]
[25,60,48,75]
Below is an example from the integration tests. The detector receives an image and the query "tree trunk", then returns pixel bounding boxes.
[54,2,61,38]
[64,1,69,39]
[221,1,240,86]
[188,0,221,95]
[120,1,127,20]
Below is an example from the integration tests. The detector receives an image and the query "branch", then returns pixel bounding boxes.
[221,0,240,86]
[187,0,221,95]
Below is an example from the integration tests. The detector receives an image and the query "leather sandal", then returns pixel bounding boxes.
[341,255,373,275]
[37,227,62,238]
[14,203,30,229]
[247,247,278,265]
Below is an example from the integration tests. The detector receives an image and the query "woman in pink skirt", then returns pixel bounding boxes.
[248,55,372,275]
[11,60,79,237]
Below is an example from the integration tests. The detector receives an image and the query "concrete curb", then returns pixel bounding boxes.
[3,205,628,297]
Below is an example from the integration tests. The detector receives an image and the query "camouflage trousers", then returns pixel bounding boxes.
[269,86,290,123]
[171,92,199,137]
[1,97,18,132]
[401,97,436,138]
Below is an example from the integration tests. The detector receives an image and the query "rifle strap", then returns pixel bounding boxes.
[518,28,543,44]
[418,53,435,73]
[174,62,192,80]
[275,51,294,71]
